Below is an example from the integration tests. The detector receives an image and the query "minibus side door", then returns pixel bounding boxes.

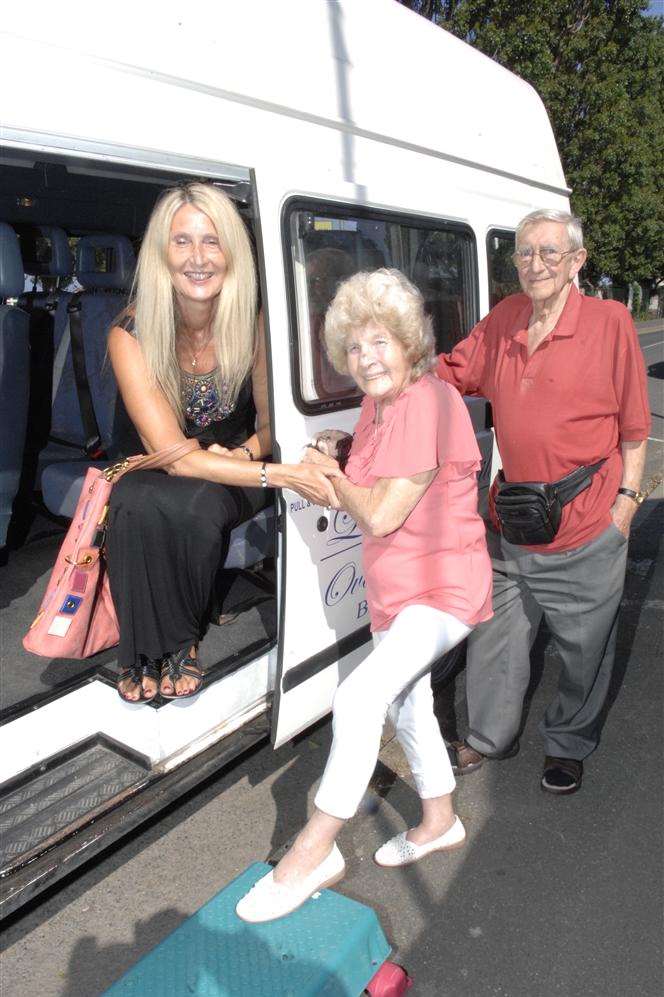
[269,198,485,748]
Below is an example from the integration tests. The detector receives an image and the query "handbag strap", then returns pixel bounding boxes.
[104,438,201,481]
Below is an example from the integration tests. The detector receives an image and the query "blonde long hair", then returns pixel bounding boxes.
[131,182,257,425]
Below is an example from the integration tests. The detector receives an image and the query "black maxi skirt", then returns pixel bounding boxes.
[106,470,270,667]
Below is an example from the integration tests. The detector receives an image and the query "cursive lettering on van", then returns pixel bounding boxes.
[325,561,366,607]
[326,510,361,546]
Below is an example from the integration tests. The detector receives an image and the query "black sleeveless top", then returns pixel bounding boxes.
[110,314,256,457]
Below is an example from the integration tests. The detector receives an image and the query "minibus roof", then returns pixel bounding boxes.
[0,0,568,195]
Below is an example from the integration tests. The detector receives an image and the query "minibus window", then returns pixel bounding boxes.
[487,229,519,308]
[287,205,478,410]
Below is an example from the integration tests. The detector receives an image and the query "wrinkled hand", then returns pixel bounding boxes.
[288,463,340,508]
[610,495,636,538]
[302,445,340,472]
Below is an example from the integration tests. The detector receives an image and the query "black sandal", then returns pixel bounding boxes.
[541,756,583,795]
[117,658,160,703]
[160,649,203,699]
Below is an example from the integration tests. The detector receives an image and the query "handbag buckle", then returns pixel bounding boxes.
[102,459,129,482]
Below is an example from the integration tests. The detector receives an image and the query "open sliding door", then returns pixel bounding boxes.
[269,197,485,748]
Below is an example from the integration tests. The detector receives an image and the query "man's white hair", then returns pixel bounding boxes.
[516,209,584,251]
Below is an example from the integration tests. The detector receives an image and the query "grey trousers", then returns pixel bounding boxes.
[465,523,629,760]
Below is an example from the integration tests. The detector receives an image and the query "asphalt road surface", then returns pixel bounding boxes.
[1,334,662,997]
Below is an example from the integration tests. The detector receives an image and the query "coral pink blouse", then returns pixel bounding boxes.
[345,373,493,633]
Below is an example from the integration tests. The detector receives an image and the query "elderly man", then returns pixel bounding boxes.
[437,209,650,795]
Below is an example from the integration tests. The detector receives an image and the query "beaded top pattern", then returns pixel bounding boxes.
[117,315,237,430]
[180,369,235,428]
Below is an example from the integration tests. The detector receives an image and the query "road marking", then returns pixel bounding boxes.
[647,436,664,443]
[642,340,664,350]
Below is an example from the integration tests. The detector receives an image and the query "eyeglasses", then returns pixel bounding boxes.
[511,247,577,268]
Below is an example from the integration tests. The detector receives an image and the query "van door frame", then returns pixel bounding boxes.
[270,195,482,747]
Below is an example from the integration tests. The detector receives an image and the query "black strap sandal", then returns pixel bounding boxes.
[117,657,160,703]
[541,756,583,795]
[160,649,203,699]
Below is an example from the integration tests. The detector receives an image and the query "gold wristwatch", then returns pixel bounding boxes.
[617,487,645,505]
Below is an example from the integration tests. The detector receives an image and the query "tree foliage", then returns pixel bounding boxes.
[399,1,664,286]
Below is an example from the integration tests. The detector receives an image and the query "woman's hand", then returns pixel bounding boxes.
[302,446,339,472]
[208,444,234,457]
[283,463,340,507]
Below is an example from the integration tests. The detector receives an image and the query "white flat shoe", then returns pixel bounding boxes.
[235,843,346,923]
[374,815,466,867]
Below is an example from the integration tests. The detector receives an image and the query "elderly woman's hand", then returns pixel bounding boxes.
[285,463,340,507]
[302,445,340,471]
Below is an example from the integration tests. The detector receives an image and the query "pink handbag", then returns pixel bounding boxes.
[23,439,200,659]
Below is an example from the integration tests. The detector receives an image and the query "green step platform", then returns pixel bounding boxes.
[103,861,391,996]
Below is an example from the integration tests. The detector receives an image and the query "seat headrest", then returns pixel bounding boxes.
[76,234,136,291]
[0,223,25,299]
[15,225,73,278]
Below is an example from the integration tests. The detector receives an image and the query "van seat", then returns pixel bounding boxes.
[41,460,275,569]
[38,233,135,474]
[226,506,275,569]
[40,459,107,518]
[18,226,76,493]
[16,223,74,286]
[0,223,30,546]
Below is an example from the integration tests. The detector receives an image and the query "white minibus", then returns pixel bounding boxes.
[0,0,570,916]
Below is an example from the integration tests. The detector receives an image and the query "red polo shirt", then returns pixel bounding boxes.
[436,285,651,552]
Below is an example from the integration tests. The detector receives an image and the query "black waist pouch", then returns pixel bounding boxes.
[495,459,606,545]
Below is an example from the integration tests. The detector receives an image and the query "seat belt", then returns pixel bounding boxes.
[67,293,105,458]
[51,311,72,402]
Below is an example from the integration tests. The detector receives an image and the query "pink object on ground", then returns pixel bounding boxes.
[366,961,413,995]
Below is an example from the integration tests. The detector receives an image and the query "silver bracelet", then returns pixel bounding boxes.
[237,445,254,461]
[260,461,268,488]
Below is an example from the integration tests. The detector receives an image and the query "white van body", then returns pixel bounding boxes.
[0,0,569,912]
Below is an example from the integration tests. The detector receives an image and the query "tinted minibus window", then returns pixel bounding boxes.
[286,204,478,409]
[487,229,520,309]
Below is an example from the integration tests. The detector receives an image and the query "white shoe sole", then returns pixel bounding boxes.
[375,838,465,868]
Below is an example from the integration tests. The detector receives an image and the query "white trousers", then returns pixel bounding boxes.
[314,604,472,821]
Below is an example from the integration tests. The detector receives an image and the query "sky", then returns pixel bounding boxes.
[646,1,663,17]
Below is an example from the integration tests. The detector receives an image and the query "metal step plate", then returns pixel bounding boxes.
[103,862,391,996]
[0,736,149,874]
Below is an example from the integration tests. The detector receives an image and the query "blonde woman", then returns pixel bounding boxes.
[107,182,335,703]
[237,269,492,923]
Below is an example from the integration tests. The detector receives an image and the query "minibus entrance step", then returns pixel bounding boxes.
[102,861,392,996]
[0,735,150,875]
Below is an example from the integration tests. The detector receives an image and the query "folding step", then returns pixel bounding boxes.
[0,735,150,874]
[103,862,392,996]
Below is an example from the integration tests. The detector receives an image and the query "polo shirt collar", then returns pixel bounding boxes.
[553,283,582,337]
[512,282,583,345]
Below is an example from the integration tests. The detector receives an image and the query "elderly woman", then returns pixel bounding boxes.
[107,182,335,703]
[237,268,493,923]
